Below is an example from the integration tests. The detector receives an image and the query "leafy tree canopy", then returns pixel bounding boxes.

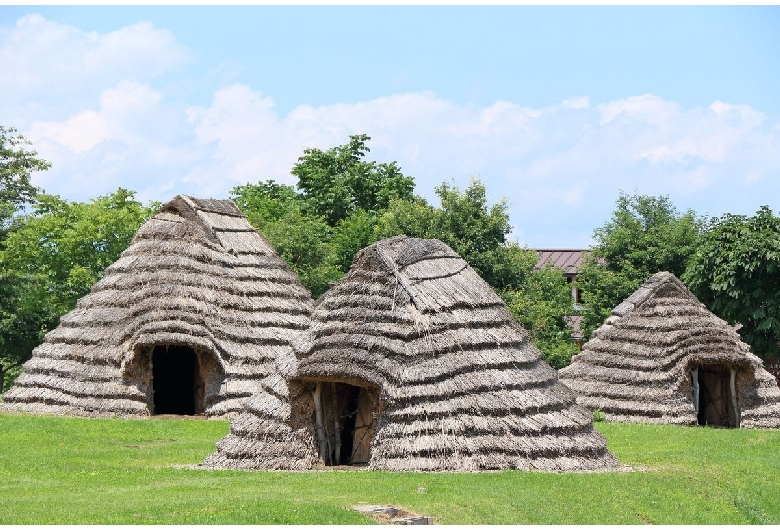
[683,206,780,360]
[578,191,704,338]
[0,126,49,208]
[292,133,415,226]
[376,178,531,292]
[502,264,580,369]
[1,126,51,243]
[593,192,704,276]
[0,189,155,383]
[231,180,342,298]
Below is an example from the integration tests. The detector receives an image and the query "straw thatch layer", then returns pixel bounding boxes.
[2,195,312,419]
[203,349,319,470]
[206,236,618,471]
[559,271,780,428]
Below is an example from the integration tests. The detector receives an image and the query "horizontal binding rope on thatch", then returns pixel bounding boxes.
[101,255,302,283]
[560,271,780,429]
[314,237,615,470]
[388,367,559,400]
[203,236,618,472]
[2,194,313,420]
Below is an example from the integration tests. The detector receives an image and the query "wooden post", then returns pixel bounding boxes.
[332,382,341,465]
[691,368,700,414]
[351,387,375,464]
[730,368,740,428]
[312,383,330,464]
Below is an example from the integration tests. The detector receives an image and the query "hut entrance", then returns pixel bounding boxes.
[311,382,377,466]
[691,364,739,427]
[152,345,203,415]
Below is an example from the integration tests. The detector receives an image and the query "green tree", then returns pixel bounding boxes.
[683,206,780,360]
[237,139,580,367]
[375,178,578,366]
[234,134,416,296]
[0,189,154,389]
[330,209,380,273]
[578,191,704,338]
[377,178,533,292]
[434,179,522,290]
[292,134,415,226]
[230,181,341,298]
[0,126,49,208]
[0,271,48,391]
[373,195,440,240]
[0,126,51,389]
[503,264,581,369]
[1,126,51,244]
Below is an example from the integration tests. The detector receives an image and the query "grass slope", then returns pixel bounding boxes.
[0,412,778,524]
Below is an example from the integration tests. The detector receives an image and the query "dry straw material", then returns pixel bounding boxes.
[2,195,312,419]
[559,271,780,428]
[205,236,618,471]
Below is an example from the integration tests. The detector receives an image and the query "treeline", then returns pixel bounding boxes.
[2,129,779,392]
[578,192,780,364]
[231,134,584,371]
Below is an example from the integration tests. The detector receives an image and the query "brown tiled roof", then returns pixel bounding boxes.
[534,249,589,276]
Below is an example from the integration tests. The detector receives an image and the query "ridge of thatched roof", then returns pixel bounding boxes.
[559,271,780,428]
[2,195,312,419]
[206,236,618,472]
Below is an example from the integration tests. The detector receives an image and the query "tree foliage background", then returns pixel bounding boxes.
[577,192,705,339]
[7,129,778,392]
[683,206,780,360]
[1,126,50,217]
[0,188,155,391]
[1,125,50,390]
[233,135,578,368]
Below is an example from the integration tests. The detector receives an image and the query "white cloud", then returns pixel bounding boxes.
[29,111,106,154]
[25,79,198,201]
[182,87,780,221]
[0,15,189,119]
[21,79,780,243]
[6,14,778,248]
[597,94,679,126]
[560,96,590,110]
[636,101,766,165]
[29,80,164,153]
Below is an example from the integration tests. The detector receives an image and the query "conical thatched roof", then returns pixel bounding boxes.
[205,236,618,471]
[559,271,780,428]
[2,195,312,419]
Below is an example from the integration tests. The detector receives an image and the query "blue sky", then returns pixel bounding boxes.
[2,6,779,247]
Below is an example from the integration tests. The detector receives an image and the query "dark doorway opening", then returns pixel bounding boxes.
[338,384,360,464]
[697,364,738,427]
[152,345,200,415]
[312,382,376,466]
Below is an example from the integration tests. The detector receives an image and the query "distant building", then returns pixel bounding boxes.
[534,249,590,344]
[534,249,588,303]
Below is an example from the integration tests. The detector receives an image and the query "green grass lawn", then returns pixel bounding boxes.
[0,411,778,524]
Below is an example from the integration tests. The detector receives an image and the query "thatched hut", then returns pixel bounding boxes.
[2,195,312,419]
[205,236,618,471]
[558,271,780,428]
